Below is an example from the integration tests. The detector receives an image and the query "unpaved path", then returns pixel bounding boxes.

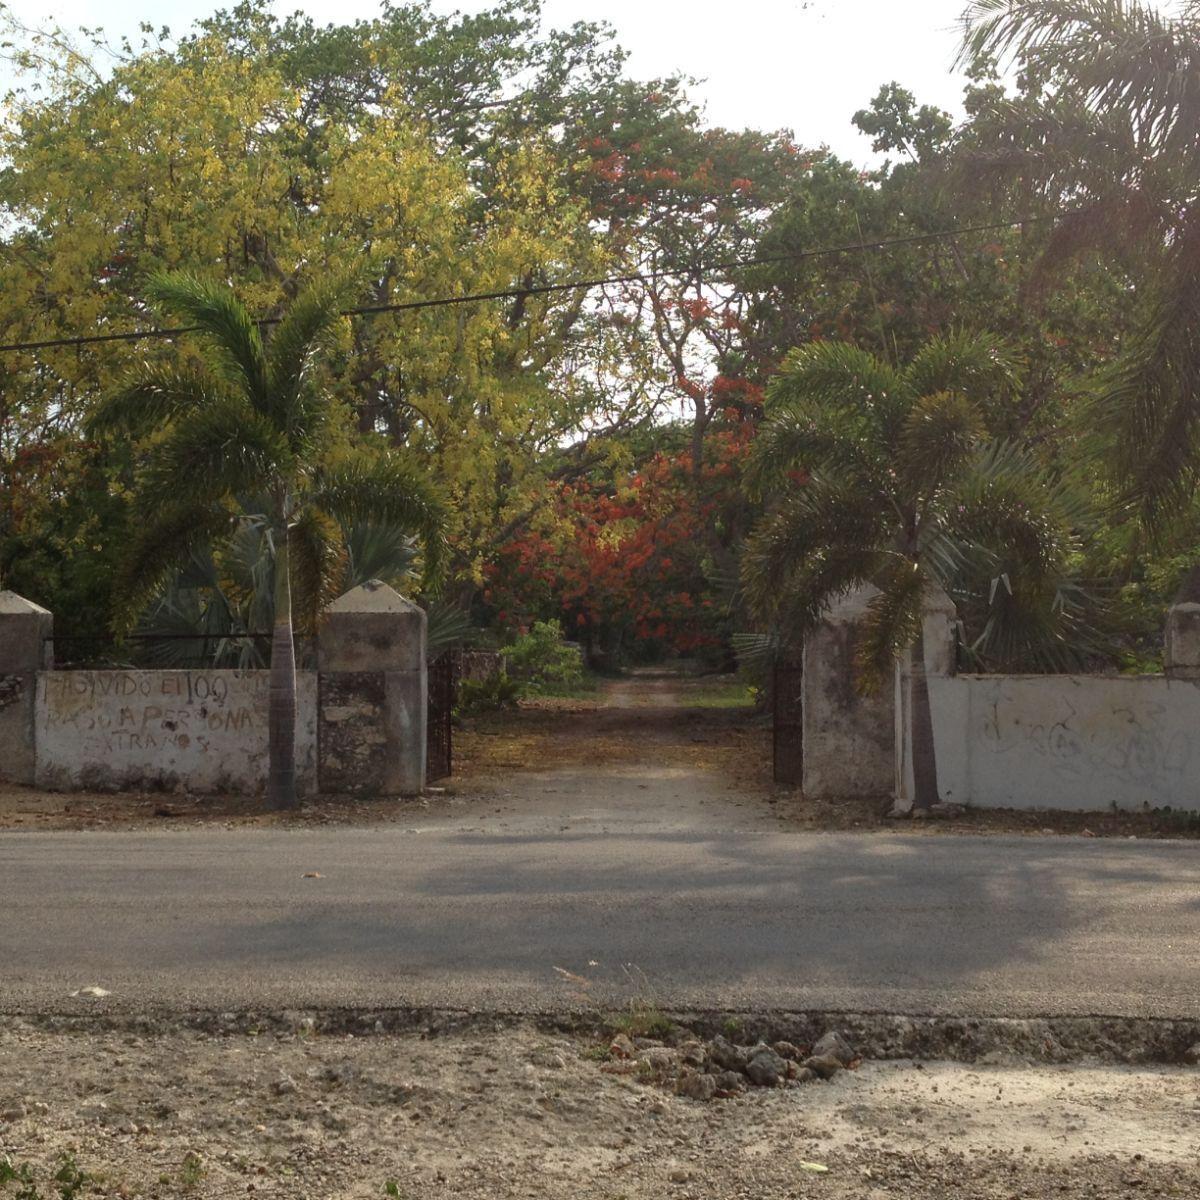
[1,1021,1197,1199]
[446,673,777,835]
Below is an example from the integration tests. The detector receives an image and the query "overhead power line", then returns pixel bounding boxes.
[0,214,1055,355]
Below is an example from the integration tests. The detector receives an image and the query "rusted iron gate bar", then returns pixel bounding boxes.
[772,660,803,785]
[426,650,458,782]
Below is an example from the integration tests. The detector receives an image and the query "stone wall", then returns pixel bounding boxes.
[0,580,428,797]
[317,582,426,795]
[930,674,1200,811]
[0,592,52,786]
[458,651,504,683]
[802,587,1200,813]
[35,669,319,794]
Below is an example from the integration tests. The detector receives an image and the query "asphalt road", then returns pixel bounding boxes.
[2,827,1198,1018]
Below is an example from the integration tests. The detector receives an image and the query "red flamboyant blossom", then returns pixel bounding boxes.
[484,427,753,657]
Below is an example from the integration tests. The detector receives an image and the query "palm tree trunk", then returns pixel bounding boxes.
[909,626,940,811]
[268,522,298,810]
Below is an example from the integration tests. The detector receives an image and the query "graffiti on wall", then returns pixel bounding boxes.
[963,676,1200,808]
[40,670,263,754]
[34,669,317,792]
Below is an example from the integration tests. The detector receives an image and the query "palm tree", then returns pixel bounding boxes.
[90,273,446,810]
[135,515,421,668]
[136,518,471,669]
[961,0,1200,524]
[741,334,1087,810]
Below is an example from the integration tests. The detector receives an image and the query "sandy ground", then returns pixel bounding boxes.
[1,1021,1197,1199]
[2,672,1197,840]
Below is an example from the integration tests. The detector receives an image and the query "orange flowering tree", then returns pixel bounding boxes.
[483,423,754,665]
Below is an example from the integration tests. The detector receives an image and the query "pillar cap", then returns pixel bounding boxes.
[922,582,957,618]
[0,590,51,616]
[325,580,422,616]
[823,584,881,623]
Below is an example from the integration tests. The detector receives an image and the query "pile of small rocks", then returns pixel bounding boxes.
[602,1028,859,1101]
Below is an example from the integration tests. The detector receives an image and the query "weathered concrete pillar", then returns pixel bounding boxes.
[0,591,52,785]
[801,586,895,798]
[1164,601,1200,679]
[317,580,426,795]
[893,585,958,812]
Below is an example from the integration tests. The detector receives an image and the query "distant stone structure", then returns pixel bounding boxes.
[0,581,427,796]
[458,650,505,684]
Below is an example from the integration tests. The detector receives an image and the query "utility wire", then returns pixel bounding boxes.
[0,213,1056,355]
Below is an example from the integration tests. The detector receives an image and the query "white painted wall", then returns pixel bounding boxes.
[35,670,318,794]
[930,674,1200,812]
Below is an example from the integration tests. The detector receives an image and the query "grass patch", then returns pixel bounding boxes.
[520,672,602,701]
[682,679,758,709]
[0,1154,93,1200]
[607,1004,675,1041]
[178,1151,205,1190]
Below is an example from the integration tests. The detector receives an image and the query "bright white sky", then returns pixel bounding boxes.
[14,0,975,164]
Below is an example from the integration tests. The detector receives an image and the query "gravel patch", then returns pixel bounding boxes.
[2,1018,1198,1199]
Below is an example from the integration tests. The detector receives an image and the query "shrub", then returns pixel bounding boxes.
[502,620,584,690]
[455,674,521,716]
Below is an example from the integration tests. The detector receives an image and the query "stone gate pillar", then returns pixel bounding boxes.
[317,580,427,796]
[0,591,52,785]
[801,586,895,798]
[1164,601,1200,679]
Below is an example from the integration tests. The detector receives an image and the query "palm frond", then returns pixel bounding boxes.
[899,389,985,499]
[112,505,236,634]
[767,340,913,447]
[1025,189,1167,294]
[426,602,474,655]
[951,440,1101,669]
[266,272,360,450]
[746,409,887,498]
[344,522,419,590]
[314,453,447,588]
[143,271,270,414]
[961,0,1200,154]
[135,580,255,669]
[856,562,926,691]
[138,398,290,512]
[290,508,347,635]
[1089,217,1200,529]
[740,481,886,643]
[212,513,276,633]
[730,630,778,670]
[87,365,223,438]
[904,331,1018,413]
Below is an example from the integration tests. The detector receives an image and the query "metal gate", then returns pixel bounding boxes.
[772,660,803,785]
[426,651,458,782]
